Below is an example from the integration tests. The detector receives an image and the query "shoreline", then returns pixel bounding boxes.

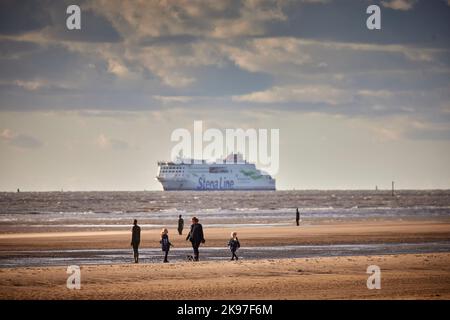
[2,241,450,269]
[1,220,449,250]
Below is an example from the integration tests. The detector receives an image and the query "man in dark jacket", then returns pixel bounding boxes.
[131,219,141,263]
[185,216,205,261]
[177,215,184,235]
[296,208,300,226]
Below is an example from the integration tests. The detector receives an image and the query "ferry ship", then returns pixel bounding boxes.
[156,154,276,191]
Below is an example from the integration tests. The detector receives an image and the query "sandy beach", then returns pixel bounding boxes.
[0,220,450,299]
[0,253,449,299]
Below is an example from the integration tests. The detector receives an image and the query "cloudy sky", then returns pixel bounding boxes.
[0,0,449,191]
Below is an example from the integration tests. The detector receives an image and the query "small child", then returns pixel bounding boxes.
[227,231,240,261]
[160,228,173,263]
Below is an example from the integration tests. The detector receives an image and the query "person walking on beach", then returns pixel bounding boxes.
[160,228,173,263]
[186,216,205,261]
[228,231,240,261]
[177,215,184,235]
[130,219,141,263]
[296,208,300,226]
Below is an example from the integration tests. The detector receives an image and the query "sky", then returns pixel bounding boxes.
[0,0,449,191]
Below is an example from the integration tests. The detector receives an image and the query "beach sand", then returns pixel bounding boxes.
[1,220,449,299]
[0,220,449,250]
[0,253,449,299]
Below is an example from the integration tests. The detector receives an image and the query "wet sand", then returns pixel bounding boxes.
[0,253,449,299]
[1,220,449,251]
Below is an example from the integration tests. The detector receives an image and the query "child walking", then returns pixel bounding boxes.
[228,231,240,261]
[160,228,173,263]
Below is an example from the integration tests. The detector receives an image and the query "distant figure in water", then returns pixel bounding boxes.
[130,219,141,263]
[160,228,173,263]
[296,208,300,226]
[17,188,20,193]
[177,214,184,235]
[228,231,240,261]
[186,216,205,261]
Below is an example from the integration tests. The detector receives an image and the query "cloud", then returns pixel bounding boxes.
[95,133,109,148]
[370,126,403,141]
[222,37,444,81]
[298,38,443,63]
[357,90,394,98]
[153,95,193,104]
[209,0,287,38]
[233,85,353,105]
[93,0,287,40]
[405,120,450,140]
[222,37,311,74]
[360,116,450,142]
[107,59,130,77]
[123,40,227,87]
[0,0,448,138]
[381,0,417,11]
[13,80,43,91]
[0,128,13,140]
[95,134,130,150]
[232,85,450,123]
[0,39,40,58]
[0,129,43,149]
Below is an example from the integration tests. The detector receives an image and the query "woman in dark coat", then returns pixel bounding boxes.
[185,216,205,261]
[160,228,173,263]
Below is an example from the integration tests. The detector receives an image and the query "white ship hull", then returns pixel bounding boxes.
[157,177,275,191]
[156,155,276,191]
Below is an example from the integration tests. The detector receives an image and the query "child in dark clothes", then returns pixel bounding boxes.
[228,231,240,261]
[160,228,173,263]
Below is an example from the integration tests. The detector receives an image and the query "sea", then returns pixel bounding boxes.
[0,190,449,232]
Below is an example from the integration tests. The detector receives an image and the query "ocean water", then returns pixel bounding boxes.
[0,190,449,232]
